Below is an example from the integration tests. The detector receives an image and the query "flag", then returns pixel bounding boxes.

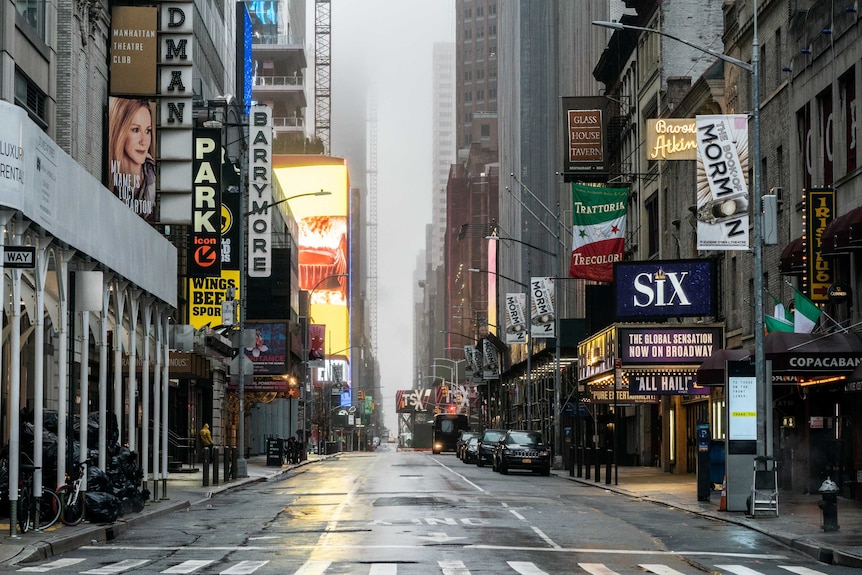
[764,295,794,333]
[570,183,628,282]
[793,288,822,334]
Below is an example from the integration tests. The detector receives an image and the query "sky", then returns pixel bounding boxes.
[328,1,455,435]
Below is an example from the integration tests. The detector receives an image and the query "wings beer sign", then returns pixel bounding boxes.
[614,259,717,320]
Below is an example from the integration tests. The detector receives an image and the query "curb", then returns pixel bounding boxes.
[554,470,862,567]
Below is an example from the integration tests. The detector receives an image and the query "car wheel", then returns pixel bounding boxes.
[542,467,551,476]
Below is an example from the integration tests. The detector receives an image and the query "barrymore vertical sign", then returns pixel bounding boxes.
[248,105,273,278]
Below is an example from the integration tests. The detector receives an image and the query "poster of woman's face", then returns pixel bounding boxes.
[108,97,158,221]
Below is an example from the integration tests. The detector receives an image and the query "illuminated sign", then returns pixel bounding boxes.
[248,105,273,277]
[646,119,698,160]
[614,259,717,320]
[804,187,835,301]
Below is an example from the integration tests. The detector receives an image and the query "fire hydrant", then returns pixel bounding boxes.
[817,477,840,532]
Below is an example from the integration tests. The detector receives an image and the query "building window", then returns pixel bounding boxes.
[14,69,47,128]
[464,29,472,40]
[476,90,484,102]
[489,24,497,37]
[464,92,472,102]
[646,192,659,257]
[464,70,472,82]
[489,87,497,100]
[16,0,46,40]
[476,6,484,17]
[480,124,490,139]
[489,3,496,15]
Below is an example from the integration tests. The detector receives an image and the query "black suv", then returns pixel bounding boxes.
[476,429,506,467]
[492,430,551,475]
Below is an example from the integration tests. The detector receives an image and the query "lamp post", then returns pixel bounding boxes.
[235,190,333,477]
[303,273,349,453]
[487,235,556,431]
[593,12,768,461]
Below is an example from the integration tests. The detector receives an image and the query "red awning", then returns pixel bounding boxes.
[778,236,805,275]
[695,348,753,386]
[821,206,862,254]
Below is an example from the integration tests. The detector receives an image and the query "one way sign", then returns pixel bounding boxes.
[2,246,36,268]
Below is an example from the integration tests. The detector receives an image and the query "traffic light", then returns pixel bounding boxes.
[358,390,366,401]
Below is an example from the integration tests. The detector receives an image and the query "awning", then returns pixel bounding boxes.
[764,331,862,374]
[695,348,752,386]
[821,206,862,254]
[778,236,805,275]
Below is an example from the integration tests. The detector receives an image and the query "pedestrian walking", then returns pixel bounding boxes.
[199,423,213,462]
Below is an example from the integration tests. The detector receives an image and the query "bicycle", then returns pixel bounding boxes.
[17,456,62,533]
[55,459,87,526]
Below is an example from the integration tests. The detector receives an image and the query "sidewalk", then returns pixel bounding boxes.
[2,453,862,568]
[0,454,322,566]
[555,466,862,568]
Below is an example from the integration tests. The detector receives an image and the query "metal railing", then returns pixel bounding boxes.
[254,75,303,87]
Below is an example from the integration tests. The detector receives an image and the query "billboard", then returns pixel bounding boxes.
[244,322,287,375]
[273,157,350,358]
[188,128,222,277]
[613,259,717,320]
[695,115,750,251]
[530,277,555,338]
[107,97,158,221]
[248,105,273,277]
[617,326,723,365]
[109,6,158,96]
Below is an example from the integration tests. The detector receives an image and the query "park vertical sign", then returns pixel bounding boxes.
[248,105,273,278]
[188,129,221,277]
[694,115,750,251]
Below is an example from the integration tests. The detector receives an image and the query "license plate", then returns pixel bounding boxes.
[522,458,532,464]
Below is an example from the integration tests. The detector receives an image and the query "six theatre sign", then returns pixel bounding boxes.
[613,259,717,320]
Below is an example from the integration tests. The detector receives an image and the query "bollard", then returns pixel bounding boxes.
[224,447,231,482]
[595,448,602,483]
[570,443,575,477]
[232,447,239,480]
[605,449,612,485]
[202,451,210,487]
[818,477,840,532]
[212,447,219,486]
[585,448,591,480]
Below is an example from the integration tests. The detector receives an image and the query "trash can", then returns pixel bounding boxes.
[266,437,285,466]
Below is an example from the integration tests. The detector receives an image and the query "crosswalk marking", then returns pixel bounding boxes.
[508,561,549,574]
[15,558,830,574]
[578,564,620,575]
[161,560,216,573]
[18,558,86,572]
[295,562,331,575]
[220,561,269,574]
[82,559,151,574]
[439,560,470,575]
[779,567,829,575]
[717,566,770,575]
[640,564,688,575]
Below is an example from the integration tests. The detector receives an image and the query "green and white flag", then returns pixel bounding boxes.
[793,288,822,334]
[765,296,794,333]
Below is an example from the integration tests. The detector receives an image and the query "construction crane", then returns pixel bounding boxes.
[314,0,331,154]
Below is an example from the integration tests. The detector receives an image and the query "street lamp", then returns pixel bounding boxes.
[592,14,767,458]
[303,273,349,453]
[467,267,527,288]
[234,190,332,478]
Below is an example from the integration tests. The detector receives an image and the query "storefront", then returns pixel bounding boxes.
[578,324,723,472]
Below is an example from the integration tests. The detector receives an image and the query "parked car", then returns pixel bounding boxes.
[476,429,506,467]
[456,431,478,461]
[462,436,479,464]
[492,430,551,475]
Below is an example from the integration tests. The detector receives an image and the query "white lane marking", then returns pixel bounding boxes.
[716,566,766,575]
[438,560,470,575]
[219,561,269,574]
[579,563,620,575]
[640,564,689,575]
[779,568,829,575]
[82,559,151,574]
[531,526,561,549]
[508,561,550,574]
[428,455,486,492]
[294,562,330,575]
[18,558,87,572]
[161,560,215,573]
[368,565,398,575]
[318,480,359,546]
[508,508,526,521]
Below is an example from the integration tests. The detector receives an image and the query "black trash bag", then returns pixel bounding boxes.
[86,465,113,493]
[84,491,122,524]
